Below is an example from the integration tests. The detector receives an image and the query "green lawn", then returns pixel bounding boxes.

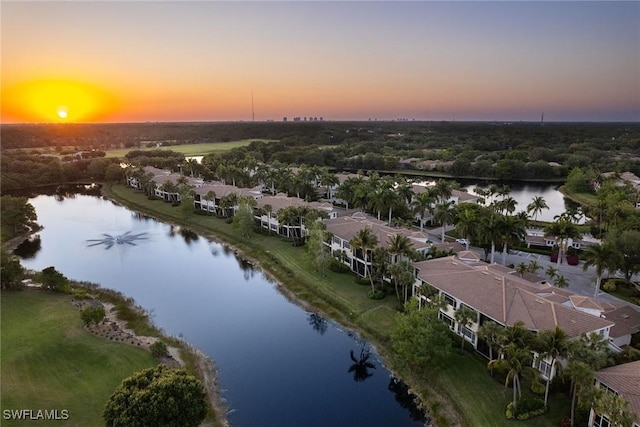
[0,290,157,426]
[104,183,572,426]
[104,139,276,158]
[429,352,570,426]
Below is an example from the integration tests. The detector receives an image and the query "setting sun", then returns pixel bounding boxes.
[2,79,118,123]
[57,107,68,120]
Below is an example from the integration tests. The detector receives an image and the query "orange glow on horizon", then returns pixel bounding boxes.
[2,79,119,123]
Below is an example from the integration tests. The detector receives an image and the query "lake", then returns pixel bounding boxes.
[16,191,426,427]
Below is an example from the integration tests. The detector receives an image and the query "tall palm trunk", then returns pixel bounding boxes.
[490,241,496,263]
[365,252,374,292]
[502,242,508,265]
[557,239,564,267]
[544,358,554,407]
[570,380,577,427]
[512,375,518,415]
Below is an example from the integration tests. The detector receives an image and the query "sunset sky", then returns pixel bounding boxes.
[2,1,639,123]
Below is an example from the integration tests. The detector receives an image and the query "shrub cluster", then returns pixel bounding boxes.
[329,259,351,274]
[505,397,547,420]
[80,305,106,326]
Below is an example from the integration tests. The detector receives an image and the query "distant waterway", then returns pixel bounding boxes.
[16,190,426,427]
[414,178,583,223]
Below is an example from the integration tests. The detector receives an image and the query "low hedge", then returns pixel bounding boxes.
[329,259,351,274]
[367,289,385,300]
[505,397,547,420]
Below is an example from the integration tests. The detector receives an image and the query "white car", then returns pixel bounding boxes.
[455,238,470,246]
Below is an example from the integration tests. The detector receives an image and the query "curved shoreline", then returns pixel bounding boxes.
[100,183,463,426]
[72,284,230,427]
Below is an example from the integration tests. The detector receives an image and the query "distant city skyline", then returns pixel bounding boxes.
[2,1,639,124]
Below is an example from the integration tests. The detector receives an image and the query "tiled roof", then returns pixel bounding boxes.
[326,213,430,251]
[150,172,203,188]
[569,295,606,311]
[193,183,262,199]
[451,189,478,201]
[605,305,640,338]
[414,256,614,337]
[595,361,640,419]
[256,195,335,214]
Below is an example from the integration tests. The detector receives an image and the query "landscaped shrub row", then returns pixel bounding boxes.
[505,397,547,420]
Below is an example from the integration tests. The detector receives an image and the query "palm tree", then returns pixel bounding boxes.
[516,262,529,277]
[262,203,273,235]
[203,190,216,213]
[434,201,455,243]
[350,228,379,291]
[477,321,502,363]
[545,215,582,267]
[387,233,414,263]
[454,205,478,243]
[565,360,595,427]
[320,170,339,201]
[478,210,502,264]
[545,265,558,281]
[388,260,414,302]
[501,344,536,416]
[497,321,531,354]
[395,177,414,207]
[494,196,518,215]
[534,326,569,407]
[454,306,477,354]
[499,214,526,265]
[582,242,622,299]
[277,206,299,239]
[553,274,569,288]
[434,179,453,204]
[527,259,542,274]
[592,389,636,427]
[411,190,437,231]
[527,196,549,224]
[336,178,359,212]
[368,187,386,221]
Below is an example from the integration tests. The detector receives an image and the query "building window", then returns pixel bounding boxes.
[443,293,456,308]
[538,359,552,379]
[439,312,454,329]
[333,235,341,245]
[592,414,611,427]
[458,325,476,343]
[343,241,350,250]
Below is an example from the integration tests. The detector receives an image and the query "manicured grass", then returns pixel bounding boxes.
[104,183,572,426]
[104,139,276,158]
[558,186,598,207]
[0,290,157,426]
[430,352,570,427]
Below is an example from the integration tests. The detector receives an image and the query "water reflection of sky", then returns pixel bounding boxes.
[463,183,585,223]
[20,194,425,427]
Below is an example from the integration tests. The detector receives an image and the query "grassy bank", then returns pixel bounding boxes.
[558,185,598,207]
[103,182,571,426]
[0,290,157,426]
[104,140,276,158]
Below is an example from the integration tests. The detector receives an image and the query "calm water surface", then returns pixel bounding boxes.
[17,193,425,427]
